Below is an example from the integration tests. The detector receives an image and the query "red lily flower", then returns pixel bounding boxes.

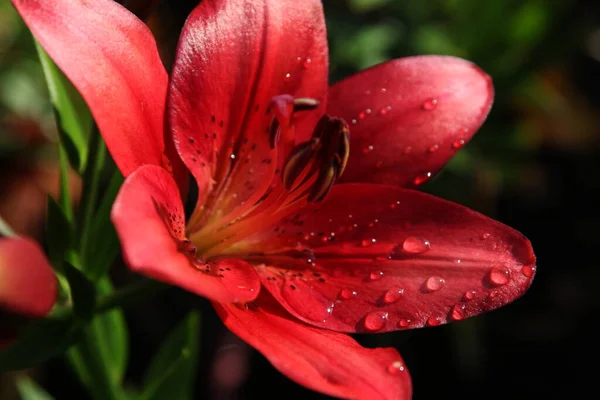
[0,237,57,348]
[13,0,536,398]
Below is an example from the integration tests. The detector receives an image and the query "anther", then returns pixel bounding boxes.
[293,97,320,111]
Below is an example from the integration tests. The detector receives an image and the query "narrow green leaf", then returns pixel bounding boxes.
[63,262,96,319]
[16,376,55,400]
[141,312,201,400]
[86,169,124,281]
[67,278,128,389]
[46,196,73,270]
[0,317,83,371]
[35,42,91,173]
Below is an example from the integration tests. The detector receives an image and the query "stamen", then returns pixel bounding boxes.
[293,98,320,111]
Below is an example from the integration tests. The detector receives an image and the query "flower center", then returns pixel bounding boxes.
[188,96,350,259]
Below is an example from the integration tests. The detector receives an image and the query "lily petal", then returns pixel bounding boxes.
[167,0,328,216]
[234,184,535,333]
[12,0,174,177]
[214,292,411,400]
[0,237,56,317]
[328,56,493,188]
[111,165,260,303]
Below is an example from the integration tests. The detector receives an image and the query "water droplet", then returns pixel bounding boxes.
[424,276,445,292]
[489,265,510,286]
[351,119,357,125]
[285,73,291,79]
[369,271,384,281]
[361,238,376,247]
[383,287,405,304]
[358,111,366,119]
[402,236,431,254]
[397,319,411,328]
[303,57,312,68]
[427,316,442,326]
[381,88,387,93]
[387,361,405,375]
[363,145,374,154]
[521,265,535,278]
[450,304,466,321]
[413,172,432,185]
[481,232,491,240]
[380,106,391,115]
[230,153,236,159]
[282,282,334,323]
[487,290,498,300]
[422,98,438,110]
[365,108,372,115]
[452,139,465,149]
[363,311,388,331]
[390,200,400,209]
[339,288,358,299]
[428,144,439,153]
[462,290,476,301]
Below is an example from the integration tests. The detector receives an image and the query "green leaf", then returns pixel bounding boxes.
[46,196,74,270]
[16,376,55,400]
[141,312,201,400]
[35,42,91,173]
[63,262,96,319]
[0,317,83,371]
[85,169,124,281]
[67,278,128,389]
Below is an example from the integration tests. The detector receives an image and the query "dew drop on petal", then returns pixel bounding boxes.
[489,265,510,286]
[339,288,358,300]
[462,290,476,301]
[481,232,491,240]
[422,98,438,110]
[387,361,405,375]
[361,238,376,247]
[521,265,535,277]
[363,311,388,332]
[282,283,335,323]
[369,271,384,281]
[303,57,312,68]
[424,276,445,292]
[397,319,411,328]
[487,290,498,300]
[413,172,432,185]
[427,316,442,326]
[382,287,405,304]
[402,236,431,254]
[450,304,466,321]
[428,144,439,153]
[452,139,466,149]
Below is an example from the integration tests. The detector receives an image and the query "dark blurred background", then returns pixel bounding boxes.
[1,0,598,399]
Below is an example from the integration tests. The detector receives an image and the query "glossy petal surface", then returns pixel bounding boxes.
[111,165,260,303]
[328,56,493,188]
[12,0,171,176]
[232,184,535,332]
[214,293,411,400]
[167,0,328,219]
[0,237,56,317]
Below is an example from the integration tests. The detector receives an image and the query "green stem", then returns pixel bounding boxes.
[51,279,168,320]
[77,328,124,400]
[78,127,106,263]
[58,143,74,221]
[0,215,16,237]
[95,279,168,313]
